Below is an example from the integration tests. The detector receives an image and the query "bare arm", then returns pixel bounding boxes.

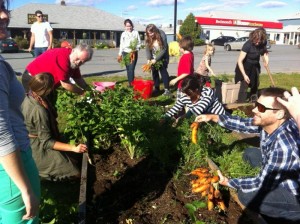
[60,80,85,95]
[237,51,250,84]
[0,151,39,220]
[28,33,35,52]
[53,141,87,153]
[204,57,215,76]
[73,77,88,90]
[195,114,219,123]
[47,30,53,50]
[170,73,189,86]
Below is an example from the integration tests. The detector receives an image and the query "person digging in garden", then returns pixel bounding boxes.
[195,87,300,223]
[22,43,93,96]
[162,74,225,125]
[22,73,88,181]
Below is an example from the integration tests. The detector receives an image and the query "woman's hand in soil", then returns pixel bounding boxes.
[195,114,219,123]
[72,144,88,153]
[217,170,229,187]
[277,87,300,129]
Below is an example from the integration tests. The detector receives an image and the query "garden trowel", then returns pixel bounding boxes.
[206,157,220,172]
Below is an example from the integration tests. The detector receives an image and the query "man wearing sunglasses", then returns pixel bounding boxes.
[28,10,53,57]
[195,87,300,223]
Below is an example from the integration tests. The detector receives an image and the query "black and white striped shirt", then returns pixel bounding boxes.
[165,87,225,117]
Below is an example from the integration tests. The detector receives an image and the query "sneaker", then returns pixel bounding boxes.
[162,89,172,97]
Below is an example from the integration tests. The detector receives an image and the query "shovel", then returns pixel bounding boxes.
[265,65,275,87]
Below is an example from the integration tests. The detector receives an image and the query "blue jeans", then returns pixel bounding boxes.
[239,148,300,222]
[151,60,169,90]
[34,47,48,58]
[122,52,138,86]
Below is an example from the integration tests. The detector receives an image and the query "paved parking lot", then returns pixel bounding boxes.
[2,44,299,77]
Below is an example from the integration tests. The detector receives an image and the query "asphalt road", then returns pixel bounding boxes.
[2,44,299,78]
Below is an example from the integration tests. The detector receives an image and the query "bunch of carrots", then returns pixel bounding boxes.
[141,63,152,73]
[190,167,226,211]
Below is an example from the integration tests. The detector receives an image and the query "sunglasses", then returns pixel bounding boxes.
[254,101,280,113]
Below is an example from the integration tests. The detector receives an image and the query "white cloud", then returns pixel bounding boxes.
[256,1,288,8]
[126,5,137,11]
[146,0,185,7]
[185,4,223,13]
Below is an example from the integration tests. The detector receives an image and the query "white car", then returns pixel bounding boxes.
[224,37,271,51]
[224,37,249,51]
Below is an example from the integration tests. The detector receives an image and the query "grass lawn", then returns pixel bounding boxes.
[84,72,300,92]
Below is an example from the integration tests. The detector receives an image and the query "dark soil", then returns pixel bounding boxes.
[84,104,259,224]
[85,147,253,224]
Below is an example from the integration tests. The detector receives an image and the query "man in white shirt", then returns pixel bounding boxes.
[28,10,53,57]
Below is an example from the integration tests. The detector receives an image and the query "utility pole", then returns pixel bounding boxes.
[173,0,177,41]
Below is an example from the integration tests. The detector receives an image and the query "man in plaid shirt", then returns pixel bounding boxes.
[195,87,300,222]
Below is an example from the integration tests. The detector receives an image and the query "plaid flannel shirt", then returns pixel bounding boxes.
[218,115,300,196]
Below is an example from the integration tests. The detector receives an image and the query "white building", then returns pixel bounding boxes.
[194,11,298,45]
[278,12,300,45]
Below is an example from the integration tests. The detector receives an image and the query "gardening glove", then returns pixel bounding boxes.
[117,55,122,63]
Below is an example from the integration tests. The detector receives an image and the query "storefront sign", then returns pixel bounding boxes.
[196,17,283,29]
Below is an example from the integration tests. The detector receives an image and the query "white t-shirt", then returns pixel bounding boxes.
[31,21,53,48]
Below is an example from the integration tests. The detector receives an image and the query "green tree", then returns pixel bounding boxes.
[179,13,201,41]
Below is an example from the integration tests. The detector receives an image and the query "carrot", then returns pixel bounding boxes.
[190,171,210,179]
[201,189,209,197]
[130,52,135,63]
[141,63,151,72]
[191,122,199,144]
[192,184,210,193]
[191,167,209,173]
[207,199,214,211]
[211,176,220,183]
[217,199,227,211]
[214,189,221,199]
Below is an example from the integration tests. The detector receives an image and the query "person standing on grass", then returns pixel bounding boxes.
[28,10,53,58]
[195,43,216,87]
[235,28,269,102]
[117,19,141,87]
[195,87,300,223]
[22,73,87,181]
[169,35,194,101]
[145,24,171,96]
[0,1,40,223]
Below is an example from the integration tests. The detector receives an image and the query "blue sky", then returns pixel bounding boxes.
[10,0,300,26]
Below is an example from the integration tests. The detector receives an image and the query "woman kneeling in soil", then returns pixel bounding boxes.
[22,73,88,181]
[163,74,225,123]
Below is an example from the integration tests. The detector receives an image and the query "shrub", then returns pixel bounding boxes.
[13,36,29,49]
[194,39,205,46]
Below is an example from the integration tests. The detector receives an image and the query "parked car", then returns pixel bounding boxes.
[224,37,271,51]
[0,39,19,53]
[224,37,249,51]
[210,36,236,46]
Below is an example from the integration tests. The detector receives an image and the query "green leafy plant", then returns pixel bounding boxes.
[120,38,138,67]
[185,200,206,224]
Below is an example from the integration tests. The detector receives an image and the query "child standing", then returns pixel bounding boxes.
[195,44,216,87]
[169,35,194,100]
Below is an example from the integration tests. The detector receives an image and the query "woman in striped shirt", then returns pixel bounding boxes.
[164,74,225,121]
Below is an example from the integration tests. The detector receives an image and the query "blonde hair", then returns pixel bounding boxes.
[145,24,163,50]
[204,43,215,55]
[28,73,54,98]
